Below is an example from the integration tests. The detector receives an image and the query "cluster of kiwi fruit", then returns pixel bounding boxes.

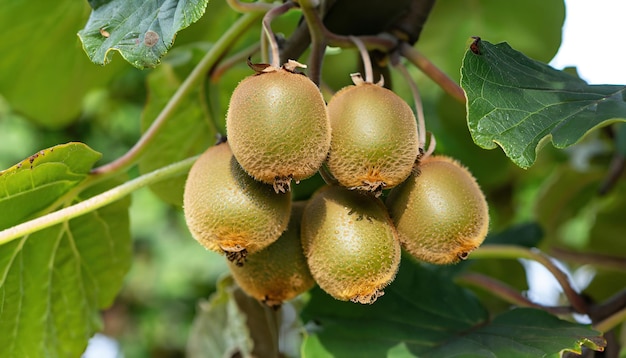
[183,60,489,307]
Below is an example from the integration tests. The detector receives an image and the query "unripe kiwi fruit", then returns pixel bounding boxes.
[183,142,291,265]
[227,201,315,308]
[326,80,419,195]
[226,64,331,193]
[386,155,489,264]
[301,186,401,304]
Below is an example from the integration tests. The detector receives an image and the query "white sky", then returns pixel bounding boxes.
[550,0,626,85]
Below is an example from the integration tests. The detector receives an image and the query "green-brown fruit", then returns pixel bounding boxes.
[227,202,315,308]
[386,155,489,264]
[302,186,401,304]
[226,65,331,193]
[183,142,292,265]
[326,81,419,195]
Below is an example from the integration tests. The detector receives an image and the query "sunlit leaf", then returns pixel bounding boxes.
[78,0,209,68]
[0,143,101,231]
[301,260,605,357]
[461,40,626,168]
[0,179,131,358]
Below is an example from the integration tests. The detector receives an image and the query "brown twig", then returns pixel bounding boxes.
[458,272,575,316]
[550,247,626,272]
[400,42,466,103]
[471,245,589,314]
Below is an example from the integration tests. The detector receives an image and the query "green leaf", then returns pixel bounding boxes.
[0,178,131,358]
[301,259,605,357]
[187,275,304,358]
[461,40,626,168]
[138,54,214,206]
[0,143,102,231]
[78,0,209,69]
[0,1,127,128]
[419,308,605,358]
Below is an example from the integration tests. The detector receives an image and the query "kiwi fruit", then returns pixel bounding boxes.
[183,142,292,265]
[227,201,315,308]
[301,185,401,304]
[386,155,489,264]
[325,81,419,195]
[226,64,331,193]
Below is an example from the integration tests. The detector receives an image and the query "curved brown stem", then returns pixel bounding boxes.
[262,1,297,68]
[458,272,575,316]
[550,247,626,272]
[392,55,427,152]
[471,245,589,314]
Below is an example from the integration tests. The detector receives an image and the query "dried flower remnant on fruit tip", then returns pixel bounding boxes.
[225,249,248,267]
[273,174,293,194]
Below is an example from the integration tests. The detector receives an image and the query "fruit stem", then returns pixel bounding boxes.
[458,272,575,316]
[350,36,374,84]
[262,1,296,69]
[0,156,198,246]
[471,245,589,315]
[89,12,262,180]
[400,42,466,104]
[297,0,396,84]
[392,55,427,152]
[298,0,327,85]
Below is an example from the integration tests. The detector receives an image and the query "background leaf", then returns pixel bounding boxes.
[460,40,626,168]
[301,258,605,357]
[0,1,128,128]
[0,142,102,231]
[78,0,209,68]
[418,0,565,82]
[0,178,131,358]
[187,275,303,358]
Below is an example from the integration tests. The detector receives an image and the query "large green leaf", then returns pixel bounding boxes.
[461,40,626,168]
[301,259,605,357]
[0,1,127,128]
[138,51,214,206]
[0,178,131,358]
[0,143,102,231]
[187,275,303,358]
[78,0,209,69]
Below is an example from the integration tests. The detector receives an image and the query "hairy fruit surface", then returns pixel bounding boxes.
[183,142,292,265]
[326,82,419,195]
[301,185,401,304]
[227,202,315,308]
[226,67,331,193]
[386,155,489,264]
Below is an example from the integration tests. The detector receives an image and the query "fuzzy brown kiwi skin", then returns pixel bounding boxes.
[301,186,401,304]
[326,82,419,195]
[386,155,489,264]
[227,201,315,308]
[226,68,331,193]
[183,142,292,266]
